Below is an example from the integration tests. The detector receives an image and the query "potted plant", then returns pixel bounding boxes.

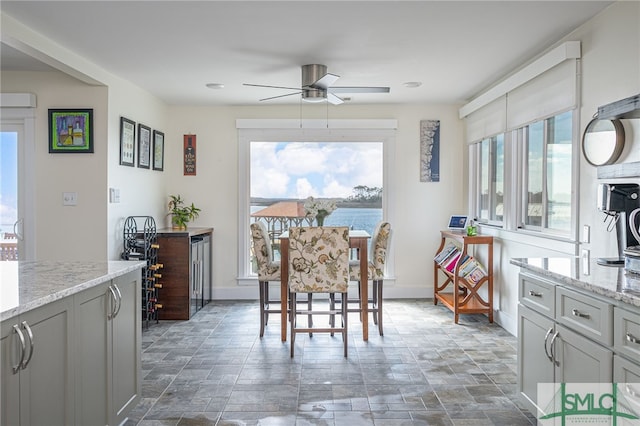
[167,195,201,230]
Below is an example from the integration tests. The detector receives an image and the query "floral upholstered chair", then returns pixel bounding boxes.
[348,221,391,336]
[288,226,350,357]
[250,222,282,337]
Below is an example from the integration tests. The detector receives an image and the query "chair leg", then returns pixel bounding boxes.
[371,280,378,326]
[377,280,384,336]
[329,293,335,336]
[259,280,266,338]
[342,292,348,357]
[290,292,296,357]
[308,293,313,337]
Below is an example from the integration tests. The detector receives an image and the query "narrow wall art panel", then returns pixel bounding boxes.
[420,119,440,182]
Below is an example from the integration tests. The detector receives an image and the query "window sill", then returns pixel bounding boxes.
[478,225,579,255]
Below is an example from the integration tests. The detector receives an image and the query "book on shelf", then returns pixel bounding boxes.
[466,265,487,285]
[434,243,460,264]
[458,256,480,277]
[444,252,463,272]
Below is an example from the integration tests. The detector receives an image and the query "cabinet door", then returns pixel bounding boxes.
[19,297,74,426]
[1,319,21,425]
[75,281,111,425]
[518,304,555,415]
[555,324,612,384]
[111,271,142,425]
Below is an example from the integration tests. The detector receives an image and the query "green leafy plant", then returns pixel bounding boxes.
[167,195,201,229]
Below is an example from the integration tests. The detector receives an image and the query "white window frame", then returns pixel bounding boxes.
[236,119,397,285]
[515,109,579,240]
[1,93,37,260]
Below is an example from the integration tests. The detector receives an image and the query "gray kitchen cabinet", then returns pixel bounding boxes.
[518,273,613,416]
[1,297,74,426]
[75,270,141,426]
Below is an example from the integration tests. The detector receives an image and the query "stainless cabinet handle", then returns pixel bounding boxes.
[113,284,122,318]
[11,324,26,374]
[626,332,639,344]
[571,308,590,319]
[107,286,118,319]
[543,327,553,362]
[21,321,34,369]
[528,290,542,297]
[626,384,639,398]
[549,331,560,366]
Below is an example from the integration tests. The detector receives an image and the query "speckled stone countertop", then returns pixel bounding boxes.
[0,260,146,322]
[511,257,640,308]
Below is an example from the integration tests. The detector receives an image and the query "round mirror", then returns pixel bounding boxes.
[582,118,625,166]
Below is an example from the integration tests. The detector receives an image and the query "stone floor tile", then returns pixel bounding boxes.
[131,300,533,425]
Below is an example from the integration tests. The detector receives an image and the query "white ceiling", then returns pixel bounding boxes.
[0,1,612,107]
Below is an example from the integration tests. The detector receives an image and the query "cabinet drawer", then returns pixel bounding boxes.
[613,355,640,415]
[556,287,613,346]
[519,273,555,317]
[614,306,640,361]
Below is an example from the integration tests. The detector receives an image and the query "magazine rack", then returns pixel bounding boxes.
[433,230,493,323]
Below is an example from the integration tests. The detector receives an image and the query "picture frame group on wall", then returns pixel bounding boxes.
[117,115,164,172]
[48,108,94,153]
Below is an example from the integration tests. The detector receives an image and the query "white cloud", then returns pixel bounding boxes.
[251,141,383,199]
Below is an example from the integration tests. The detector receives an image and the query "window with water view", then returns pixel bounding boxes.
[250,141,383,271]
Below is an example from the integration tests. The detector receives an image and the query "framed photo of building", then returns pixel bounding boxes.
[48,109,94,153]
[119,117,136,166]
[137,123,151,169]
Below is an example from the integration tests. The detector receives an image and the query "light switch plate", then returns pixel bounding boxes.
[63,192,77,206]
[582,225,590,243]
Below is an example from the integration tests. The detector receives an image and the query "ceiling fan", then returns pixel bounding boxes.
[244,64,390,105]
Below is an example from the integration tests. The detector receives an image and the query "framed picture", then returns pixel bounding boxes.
[153,130,164,171]
[119,117,136,166]
[48,109,94,153]
[137,123,151,169]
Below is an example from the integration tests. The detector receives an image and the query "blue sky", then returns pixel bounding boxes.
[0,131,18,228]
[250,141,382,199]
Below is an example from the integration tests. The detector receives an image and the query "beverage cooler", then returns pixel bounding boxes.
[190,235,212,316]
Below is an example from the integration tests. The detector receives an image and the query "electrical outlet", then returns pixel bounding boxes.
[583,225,590,243]
[63,192,77,206]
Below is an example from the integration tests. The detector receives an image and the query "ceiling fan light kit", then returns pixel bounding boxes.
[244,63,390,105]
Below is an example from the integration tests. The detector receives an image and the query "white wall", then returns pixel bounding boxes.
[106,76,170,260]
[485,1,640,335]
[1,70,110,261]
[165,104,466,299]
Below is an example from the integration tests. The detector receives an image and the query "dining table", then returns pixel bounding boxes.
[279,229,371,342]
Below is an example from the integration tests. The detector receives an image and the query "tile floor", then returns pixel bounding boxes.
[126,299,536,425]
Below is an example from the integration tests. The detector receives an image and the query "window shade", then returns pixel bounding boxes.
[465,96,507,143]
[506,59,577,130]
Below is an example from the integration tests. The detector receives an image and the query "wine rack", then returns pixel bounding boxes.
[121,216,163,328]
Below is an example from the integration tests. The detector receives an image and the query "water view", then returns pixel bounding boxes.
[250,206,382,237]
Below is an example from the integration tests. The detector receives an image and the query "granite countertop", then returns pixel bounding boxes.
[511,257,640,308]
[1,260,146,322]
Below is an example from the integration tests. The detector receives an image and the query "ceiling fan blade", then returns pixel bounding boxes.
[311,73,340,90]
[259,91,303,102]
[244,83,304,91]
[327,93,344,105]
[329,86,390,94]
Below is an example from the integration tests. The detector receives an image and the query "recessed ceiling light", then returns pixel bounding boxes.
[206,83,225,89]
[403,81,422,88]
